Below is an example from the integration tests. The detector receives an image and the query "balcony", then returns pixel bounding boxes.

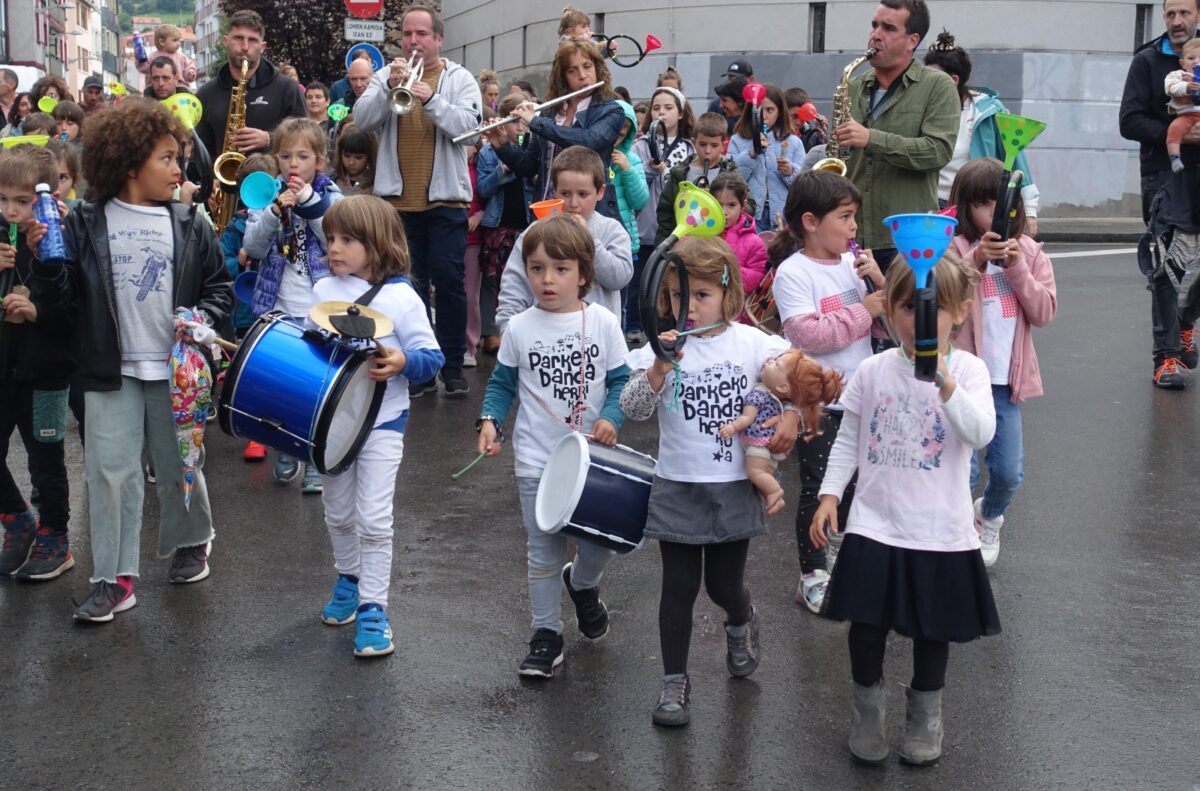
[101,8,117,30]
[103,52,118,73]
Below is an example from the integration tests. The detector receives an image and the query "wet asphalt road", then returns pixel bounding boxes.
[2,244,1198,791]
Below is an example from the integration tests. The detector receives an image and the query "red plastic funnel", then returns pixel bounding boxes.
[644,34,662,54]
[742,81,766,107]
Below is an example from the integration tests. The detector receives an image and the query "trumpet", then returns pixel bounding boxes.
[388,52,425,115]
[451,82,605,144]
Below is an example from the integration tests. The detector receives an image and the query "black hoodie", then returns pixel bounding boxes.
[194,58,306,159]
[1120,33,1200,175]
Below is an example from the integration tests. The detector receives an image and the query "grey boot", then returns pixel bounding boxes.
[725,608,761,678]
[849,681,889,764]
[899,687,943,766]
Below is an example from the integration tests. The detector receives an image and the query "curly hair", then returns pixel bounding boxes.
[544,39,616,107]
[778,350,843,439]
[31,75,73,104]
[82,97,186,202]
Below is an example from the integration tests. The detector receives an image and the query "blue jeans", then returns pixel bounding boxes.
[622,245,653,333]
[970,385,1024,520]
[400,205,468,370]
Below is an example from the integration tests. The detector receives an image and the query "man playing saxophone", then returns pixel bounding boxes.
[834,0,959,272]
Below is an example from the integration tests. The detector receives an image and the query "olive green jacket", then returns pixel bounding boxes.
[844,58,960,249]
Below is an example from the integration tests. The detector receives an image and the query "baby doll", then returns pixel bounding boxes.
[719,349,842,515]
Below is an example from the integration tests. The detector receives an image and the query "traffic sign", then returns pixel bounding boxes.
[345,42,385,71]
[344,0,383,19]
[345,19,385,42]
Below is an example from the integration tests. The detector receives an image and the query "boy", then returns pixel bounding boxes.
[476,214,630,678]
[495,146,632,333]
[52,97,230,622]
[51,101,84,144]
[610,101,650,258]
[135,23,198,88]
[655,112,755,247]
[0,144,76,581]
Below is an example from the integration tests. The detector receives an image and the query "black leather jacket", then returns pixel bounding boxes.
[53,200,231,391]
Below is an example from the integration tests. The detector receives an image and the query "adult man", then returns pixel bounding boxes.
[0,68,19,119]
[144,57,185,100]
[80,75,106,115]
[707,60,752,112]
[195,9,305,162]
[329,57,374,117]
[1120,0,1200,388]
[329,49,374,105]
[836,0,959,271]
[354,4,481,397]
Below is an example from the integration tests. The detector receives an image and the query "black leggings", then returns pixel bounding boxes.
[795,410,856,574]
[848,622,949,692]
[659,539,753,675]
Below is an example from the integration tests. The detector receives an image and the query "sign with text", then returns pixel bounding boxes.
[344,0,383,19]
[344,19,385,42]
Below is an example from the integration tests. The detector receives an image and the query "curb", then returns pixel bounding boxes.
[1037,231,1143,244]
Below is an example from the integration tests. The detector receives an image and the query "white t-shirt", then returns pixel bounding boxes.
[626,323,788,482]
[978,262,1017,385]
[106,199,175,381]
[500,303,628,477]
[837,350,993,552]
[276,263,315,317]
[772,250,873,407]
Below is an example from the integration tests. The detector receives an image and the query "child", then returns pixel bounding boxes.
[135,23,197,88]
[610,100,650,260]
[621,237,799,727]
[477,214,630,677]
[657,66,683,92]
[719,350,842,514]
[948,157,1057,566]
[709,171,768,305]
[57,97,231,621]
[558,5,593,40]
[20,113,57,139]
[479,69,501,112]
[312,195,444,657]
[223,152,277,343]
[465,125,487,367]
[242,117,343,494]
[811,253,999,767]
[633,101,649,132]
[729,83,805,232]
[495,146,632,333]
[654,112,749,247]
[333,125,377,196]
[45,138,81,203]
[51,101,84,144]
[0,143,76,582]
[770,170,884,613]
[1165,38,1200,173]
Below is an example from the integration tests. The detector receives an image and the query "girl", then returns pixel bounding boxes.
[628,86,696,340]
[45,139,81,204]
[333,125,377,196]
[770,170,884,613]
[709,171,767,308]
[51,101,84,144]
[311,196,444,658]
[728,83,804,232]
[948,157,1057,567]
[609,101,650,260]
[464,119,488,367]
[811,254,999,767]
[243,117,343,493]
[656,66,683,92]
[495,38,625,222]
[622,237,800,727]
[479,69,501,112]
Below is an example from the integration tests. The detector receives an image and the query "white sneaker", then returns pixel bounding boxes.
[463,352,478,368]
[974,498,1003,568]
[795,568,830,614]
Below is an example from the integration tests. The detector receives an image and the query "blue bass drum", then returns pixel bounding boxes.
[218,312,383,474]
[535,433,656,554]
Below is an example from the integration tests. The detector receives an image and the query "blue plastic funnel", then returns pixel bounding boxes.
[883,213,958,288]
[240,172,285,211]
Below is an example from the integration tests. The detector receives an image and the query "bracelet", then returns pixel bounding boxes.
[476,416,504,444]
[934,370,946,388]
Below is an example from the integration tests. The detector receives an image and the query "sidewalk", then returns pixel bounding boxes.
[1037,216,1144,244]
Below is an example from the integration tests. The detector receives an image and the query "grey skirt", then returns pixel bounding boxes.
[644,476,767,545]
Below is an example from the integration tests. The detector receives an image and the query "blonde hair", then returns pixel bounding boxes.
[657,236,745,324]
[271,117,327,159]
[558,5,591,35]
[1183,38,1200,57]
[154,23,180,46]
[322,196,412,284]
[883,250,978,321]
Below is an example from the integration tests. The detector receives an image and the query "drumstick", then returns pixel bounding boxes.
[183,321,239,353]
[450,451,488,481]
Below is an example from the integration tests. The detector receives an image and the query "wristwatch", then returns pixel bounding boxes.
[476,416,504,443]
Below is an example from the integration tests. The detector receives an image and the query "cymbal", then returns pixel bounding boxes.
[309,300,394,339]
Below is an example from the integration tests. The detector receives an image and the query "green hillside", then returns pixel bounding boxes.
[120,0,195,33]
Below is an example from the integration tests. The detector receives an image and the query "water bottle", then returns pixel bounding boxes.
[133,32,148,64]
[33,183,67,268]
[1192,64,1200,103]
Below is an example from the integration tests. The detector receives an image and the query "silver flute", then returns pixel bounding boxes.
[452,82,606,143]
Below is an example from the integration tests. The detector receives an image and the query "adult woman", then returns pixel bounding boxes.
[30,75,74,106]
[3,93,32,136]
[479,69,501,112]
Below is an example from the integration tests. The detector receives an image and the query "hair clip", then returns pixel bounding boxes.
[721,264,729,286]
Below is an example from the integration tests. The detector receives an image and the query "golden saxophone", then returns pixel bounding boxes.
[813,49,877,176]
[211,58,249,237]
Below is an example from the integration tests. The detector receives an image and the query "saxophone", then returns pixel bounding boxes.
[813,49,877,176]
[211,58,249,237]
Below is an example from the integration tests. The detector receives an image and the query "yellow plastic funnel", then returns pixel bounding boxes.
[994,112,1046,172]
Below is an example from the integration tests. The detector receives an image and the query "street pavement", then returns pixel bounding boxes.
[2,244,1198,791]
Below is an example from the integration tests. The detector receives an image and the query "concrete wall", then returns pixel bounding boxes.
[441,0,1164,218]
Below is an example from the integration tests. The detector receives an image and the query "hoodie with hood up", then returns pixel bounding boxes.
[609,101,650,254]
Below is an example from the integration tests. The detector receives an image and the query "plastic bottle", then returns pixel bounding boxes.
[133,32,148,64]
[33,183,67,268]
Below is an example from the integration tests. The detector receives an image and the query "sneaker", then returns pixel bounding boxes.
[243,440,267,461]
[1182,328,1198,370]
[168,541,211,583]
[725,608,761,678]
[974,498,1003,568]
[1154,358,1187,389]
[480,335,501,355]
[518,628,564,678]
[353,604,395,657]
[826,530,843,570]
[463,352,478,368]
[30,486,40,504]
[15,529,74,581]
[144,461,156,485]
[0,509,37,576]
[322,575,359,625]
[796,569,831,614]
[301,465,323,495]
[562,562,609,640]
[409,377,439,398]
[652,674,691,727]
[73,578,136,622]
[440,366,470,398]
[273,455,301,483]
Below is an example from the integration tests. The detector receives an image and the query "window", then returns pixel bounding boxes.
[810,3,826,54]
[1134,4,1153,51]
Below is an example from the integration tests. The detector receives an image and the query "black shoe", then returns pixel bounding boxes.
[168,542,211,584]
[652,674,691,727]
[73,579,136,622]
[1154,358,1187,389]
[518,628,564,678]
[439,366,470,398]
[562,562,609,639]
[1182,328,1198,369]
[0,510,37,576]
[15,529,74,581]
[409,377,439,398]
[725,608,761,678]
[29,486,41,505]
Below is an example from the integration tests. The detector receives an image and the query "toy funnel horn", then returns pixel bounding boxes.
[639,182,726,362]
[239,171,286,211]
[233,270,258,305]
[993,112,1046,172]
[883,213,958,382]
[644,34,662,54]
[161,94,204,131]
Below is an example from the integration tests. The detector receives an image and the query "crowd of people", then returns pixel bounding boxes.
[0,0,1075,768]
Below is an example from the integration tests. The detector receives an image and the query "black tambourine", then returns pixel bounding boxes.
[639,243,690,363]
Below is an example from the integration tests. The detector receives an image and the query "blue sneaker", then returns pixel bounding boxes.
[273,454,300,483]
[353,604,394,657]
[301,465,323,495]
[0,509,38,576]
[322,575,359,625]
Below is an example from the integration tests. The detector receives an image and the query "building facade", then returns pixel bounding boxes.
[194,0,221,82]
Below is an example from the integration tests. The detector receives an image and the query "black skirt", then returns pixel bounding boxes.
[821,533,1001,643]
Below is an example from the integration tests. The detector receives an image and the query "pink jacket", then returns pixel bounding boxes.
[136,49,197,87]
[950,234,1057,404]
[724,213,768,296]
